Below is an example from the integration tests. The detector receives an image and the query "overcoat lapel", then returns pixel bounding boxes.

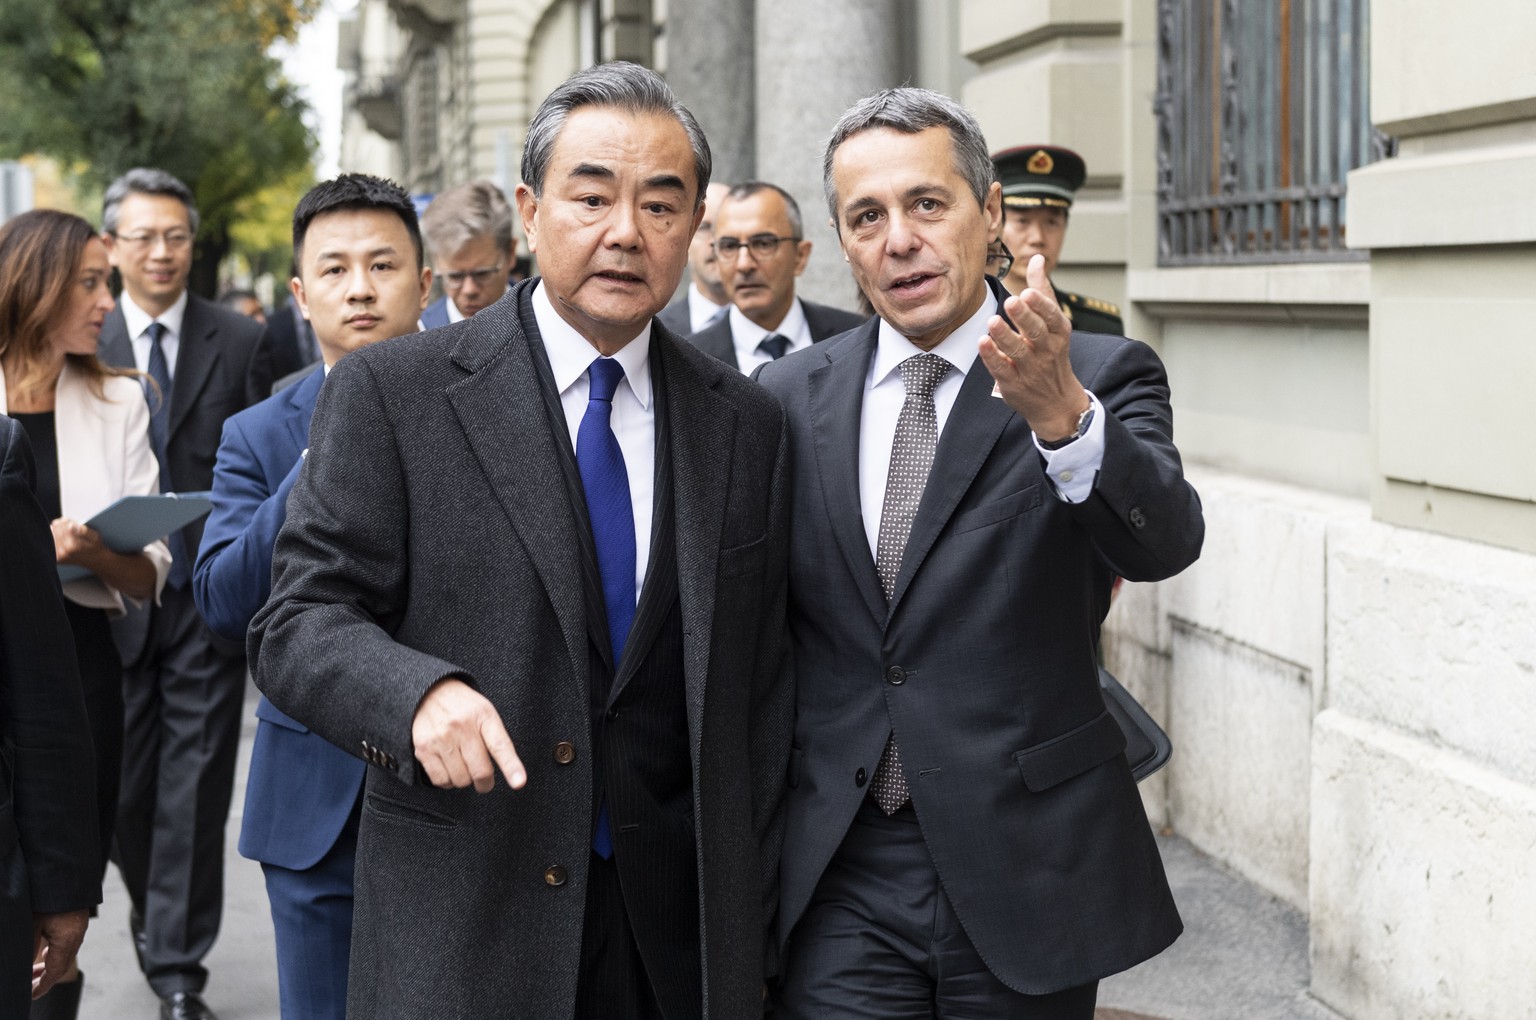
[167,298,219,440]
[656,336,735,746]
[808,325,886,627]
[446,311,588,695]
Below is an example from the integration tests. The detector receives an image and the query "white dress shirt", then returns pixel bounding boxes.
[531,282,654,603]
[122,290,189,379]
[859,293,1107,556]
[728,298,813,373]
[447,297,467,324]
[687,284,727,333]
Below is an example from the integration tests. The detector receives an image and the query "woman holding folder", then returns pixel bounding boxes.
[0,209,170,1018]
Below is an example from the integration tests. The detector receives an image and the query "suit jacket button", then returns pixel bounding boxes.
[605,707,619,722]
[885,666,905,685]
[544,865,568,887]
[855,768,867,787]
[1129,506,1147,529]
[553,741,576,765]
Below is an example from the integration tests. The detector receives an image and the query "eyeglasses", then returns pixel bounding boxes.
[985,239,1015,280]
[713,235,800,259]
[112,231,194,251]
[440,265,504,289]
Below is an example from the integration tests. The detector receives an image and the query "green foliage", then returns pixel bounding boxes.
[0,0,321,292]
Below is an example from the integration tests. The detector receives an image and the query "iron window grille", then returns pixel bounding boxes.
[1155,0,1392,265]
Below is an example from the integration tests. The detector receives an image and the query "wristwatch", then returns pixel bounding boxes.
[1037,401,1095,451]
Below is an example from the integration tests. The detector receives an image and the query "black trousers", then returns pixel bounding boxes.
[65,601,122,883]
[0,842,33,1019]
[114,586,245,997]
[576,851,666,1020]
[777,798,1099,1020]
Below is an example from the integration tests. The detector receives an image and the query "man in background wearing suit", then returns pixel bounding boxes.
[657,181,730,335]
[194,174,429,1020]
[98,168,272,1020]
[250,62,792,1019]
[688,182,864,373]
[758,88,1204,1018]
[419,179,516,329]
[0,418,100,1019]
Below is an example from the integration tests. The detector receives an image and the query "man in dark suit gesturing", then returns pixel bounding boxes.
[250,62,792,1020]
[757,88,1204,1018]
[97,168,271,1020]
[688,181,864,373]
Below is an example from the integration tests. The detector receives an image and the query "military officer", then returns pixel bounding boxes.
[991,145,1125,335]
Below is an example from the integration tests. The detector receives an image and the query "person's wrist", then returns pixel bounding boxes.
[1036,392,1093,447]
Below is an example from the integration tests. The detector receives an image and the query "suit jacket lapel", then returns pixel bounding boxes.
[285,366,325,452]
[808,323,887,627]
[887,283,1018,615]
[168,295,218,440]
[445,297,588,693]
[99,308,134,370]
[695,321,739,372]
[655,336,734,741]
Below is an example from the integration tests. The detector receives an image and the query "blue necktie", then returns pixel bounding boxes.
[576,357,635,859]
[144,323,189,588]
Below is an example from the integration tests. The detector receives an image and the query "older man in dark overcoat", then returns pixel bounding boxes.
[250,63,792,1020]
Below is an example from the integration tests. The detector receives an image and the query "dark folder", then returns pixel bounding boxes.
[56,492,212,583]
[1099,666,1173,782]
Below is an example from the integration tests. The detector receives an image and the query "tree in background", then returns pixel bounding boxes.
[0,0,320,297]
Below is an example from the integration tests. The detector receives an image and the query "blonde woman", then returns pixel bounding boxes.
[0,209,170,1019]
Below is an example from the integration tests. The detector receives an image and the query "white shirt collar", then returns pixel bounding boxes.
[447,297,467,324]
[121,289,189,340]
[687,283,727,331]
[870,289,995,389]
[532,281,652,410]
[728,296,809,347]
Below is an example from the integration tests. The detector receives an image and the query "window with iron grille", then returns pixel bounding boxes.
[1155,0,1392,265]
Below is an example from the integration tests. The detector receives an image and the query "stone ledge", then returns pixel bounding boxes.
[1347,141,1536,248]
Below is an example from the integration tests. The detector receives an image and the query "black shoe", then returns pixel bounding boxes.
[159,991,219,1020]
[129,906,148,971]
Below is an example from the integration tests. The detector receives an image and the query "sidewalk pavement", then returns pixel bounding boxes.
[74,682,1344,1019]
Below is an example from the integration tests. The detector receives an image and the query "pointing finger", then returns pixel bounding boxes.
[481,714,527,790]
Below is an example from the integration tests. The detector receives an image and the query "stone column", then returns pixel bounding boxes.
[755,0,901,308]
[665,0,754,185]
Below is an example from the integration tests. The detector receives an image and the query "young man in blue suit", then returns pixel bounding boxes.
[192,174,430,1019]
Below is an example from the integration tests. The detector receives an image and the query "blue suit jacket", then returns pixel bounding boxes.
[420,296,452,331]
[193,366,366,870]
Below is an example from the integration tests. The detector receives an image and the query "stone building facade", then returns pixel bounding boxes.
[337,3,1536,1017]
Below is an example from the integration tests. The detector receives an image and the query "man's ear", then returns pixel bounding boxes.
[514,184,540,254]
[419,267,433,310]
[102,231,120,266]
[793,239,813,276]
[288,277,309,320]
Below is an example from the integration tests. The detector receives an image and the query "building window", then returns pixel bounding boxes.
[1155,0,1390,265]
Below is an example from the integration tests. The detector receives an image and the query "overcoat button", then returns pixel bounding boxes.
[886,666,906,685]
[544,865,567,887]
[553,741,576,765]
[855,768,867,787]
[1129,506,1147,529]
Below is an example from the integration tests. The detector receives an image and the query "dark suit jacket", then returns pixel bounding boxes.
[688,298,866,372]
[249,279,793,1018]
[99,291,272,659]
[420,295,452,331]
[656,294,692,336]
[265,301,319,380]
[192,368,367,871]
[756,279,1204,995]
[0,417,101,922]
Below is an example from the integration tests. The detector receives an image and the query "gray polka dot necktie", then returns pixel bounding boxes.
[870,352,950,814]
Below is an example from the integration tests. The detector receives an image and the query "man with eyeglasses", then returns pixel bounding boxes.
[657,182,730,335]
[419,179,518,328]
[98,166,273,1020]
[687,182,865,373]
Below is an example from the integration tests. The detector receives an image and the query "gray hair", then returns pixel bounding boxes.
[420,179,515,261]
[721,181,804,239]
[102,167,200,236]
[821,87,994,224]
[520,61,711,207]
